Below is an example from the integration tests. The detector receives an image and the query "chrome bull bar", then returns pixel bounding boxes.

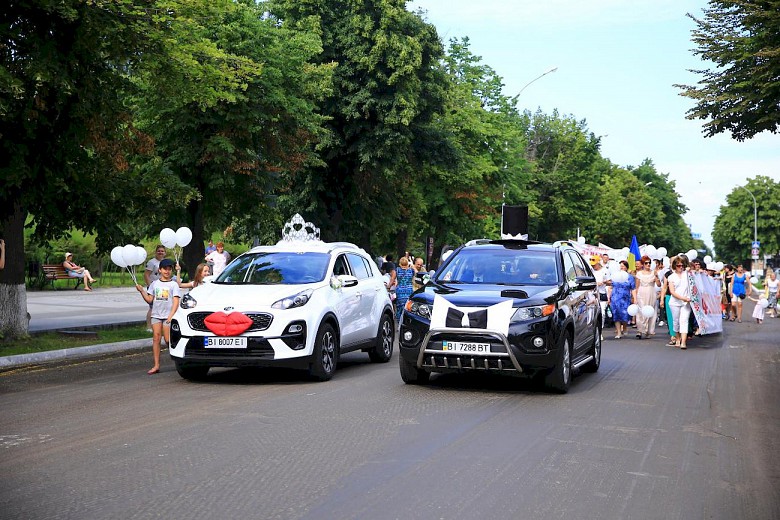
[416,327,523,373]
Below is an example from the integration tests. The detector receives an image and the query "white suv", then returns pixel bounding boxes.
[169,215,395,381]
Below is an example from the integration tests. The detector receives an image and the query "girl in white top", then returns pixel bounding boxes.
[765,270,778,318]
[667,255,692,349]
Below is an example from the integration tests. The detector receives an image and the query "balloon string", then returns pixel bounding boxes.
[126,266,137,286]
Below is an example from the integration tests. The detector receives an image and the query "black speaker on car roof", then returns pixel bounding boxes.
[501,205,528,239]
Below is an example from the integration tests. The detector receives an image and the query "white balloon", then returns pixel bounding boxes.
[686,249,698,261]
[622,247,629,255]
[627,304,639,317]
[703,255,712,264]
[122,244,138,266]
[641,305,655,318]
[645,245,657,259]
[577,236,586,244]
[160,228,177,249]
[612,270,629,284]
[110,246,127,268]
[750,276,759,284]
[715,261,724,271]
[759,298,769,309]
[657,247,667,258]
[662,256,670,267]
[135,246,147,266]
[175,226,193,247]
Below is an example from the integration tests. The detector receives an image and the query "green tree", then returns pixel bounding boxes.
[625,159,691,252]
[133,0,332,273]
[677,0,780,140]
[522,110,602,242]
[416,38,527,260]
[713,175,780,263]
[0,0,175,338]
[268,0,449,255]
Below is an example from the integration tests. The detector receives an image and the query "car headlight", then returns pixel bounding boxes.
[405,300,432,320]
[515,304,555,321]
[272,289,313,310]
[180,293,197,309]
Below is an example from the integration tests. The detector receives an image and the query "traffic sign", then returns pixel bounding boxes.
[751,248,759,256]
[752,240,760,248]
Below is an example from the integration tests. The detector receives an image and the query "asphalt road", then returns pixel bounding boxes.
[1,313,778,520]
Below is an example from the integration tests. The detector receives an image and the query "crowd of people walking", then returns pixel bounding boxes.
[585,251,778,351]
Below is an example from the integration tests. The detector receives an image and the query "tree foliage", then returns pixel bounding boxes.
[713,175,780,263]
[417,38,527,257]
[0,0,167,254]
[522,110,602,241]
[133,0,333,272]
[268,0,449,253]
[677,0,780,140]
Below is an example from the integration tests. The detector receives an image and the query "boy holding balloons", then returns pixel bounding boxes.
[135,258,181,375]
[144,245,167,331]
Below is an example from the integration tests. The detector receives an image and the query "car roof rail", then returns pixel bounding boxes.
[327,242,362,252]
[464,239,492,246]
[492,239,543,247]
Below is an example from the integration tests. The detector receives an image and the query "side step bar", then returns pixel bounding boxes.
[571,355,594,370]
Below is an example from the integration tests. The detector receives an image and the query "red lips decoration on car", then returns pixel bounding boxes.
[204,312,253,336]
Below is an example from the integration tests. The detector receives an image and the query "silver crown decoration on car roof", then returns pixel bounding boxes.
[281,214,321,242]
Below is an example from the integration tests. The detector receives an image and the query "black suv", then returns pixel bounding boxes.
[398,239,602,392]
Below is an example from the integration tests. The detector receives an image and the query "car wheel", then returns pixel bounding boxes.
[174,361,209,381]
[399,354,430,385]
[582,326,601,373]
[368,313,394,363]
[309,323,338,381]
[545,334,571,393]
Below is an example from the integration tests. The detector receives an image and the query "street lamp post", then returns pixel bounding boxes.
[515,67,558,98]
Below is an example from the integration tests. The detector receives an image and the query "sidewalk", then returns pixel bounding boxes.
[1,287,152,369]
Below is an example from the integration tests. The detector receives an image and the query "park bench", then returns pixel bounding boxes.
[42,264,83,289]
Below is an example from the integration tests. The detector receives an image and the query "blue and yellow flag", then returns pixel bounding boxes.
[627,235,641,272]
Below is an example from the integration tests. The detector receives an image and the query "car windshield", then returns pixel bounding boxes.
[436,248,559,285]
[215,252,330,285]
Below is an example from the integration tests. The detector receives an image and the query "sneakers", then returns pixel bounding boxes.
[658,320,665,326]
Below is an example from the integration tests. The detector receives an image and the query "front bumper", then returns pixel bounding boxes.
[399,312,561,377]
[169,311,313,369]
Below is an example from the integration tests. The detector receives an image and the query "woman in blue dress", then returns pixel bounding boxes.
[394,256,415,322]
[608,260,636,339]
[729,264,751,323]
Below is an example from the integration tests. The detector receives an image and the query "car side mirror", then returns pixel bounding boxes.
[338,274,359,288]
[574,276,597,290]
[414,271,433,287]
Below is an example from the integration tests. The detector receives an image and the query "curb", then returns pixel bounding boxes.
[0,339,152,369]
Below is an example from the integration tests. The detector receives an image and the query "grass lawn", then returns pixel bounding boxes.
[0,325,151,357]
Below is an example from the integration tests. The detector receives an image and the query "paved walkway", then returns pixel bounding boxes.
[1,287,153,369]
[27,286,149,332]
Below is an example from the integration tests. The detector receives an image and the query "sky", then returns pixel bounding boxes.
[407,0,779,252]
